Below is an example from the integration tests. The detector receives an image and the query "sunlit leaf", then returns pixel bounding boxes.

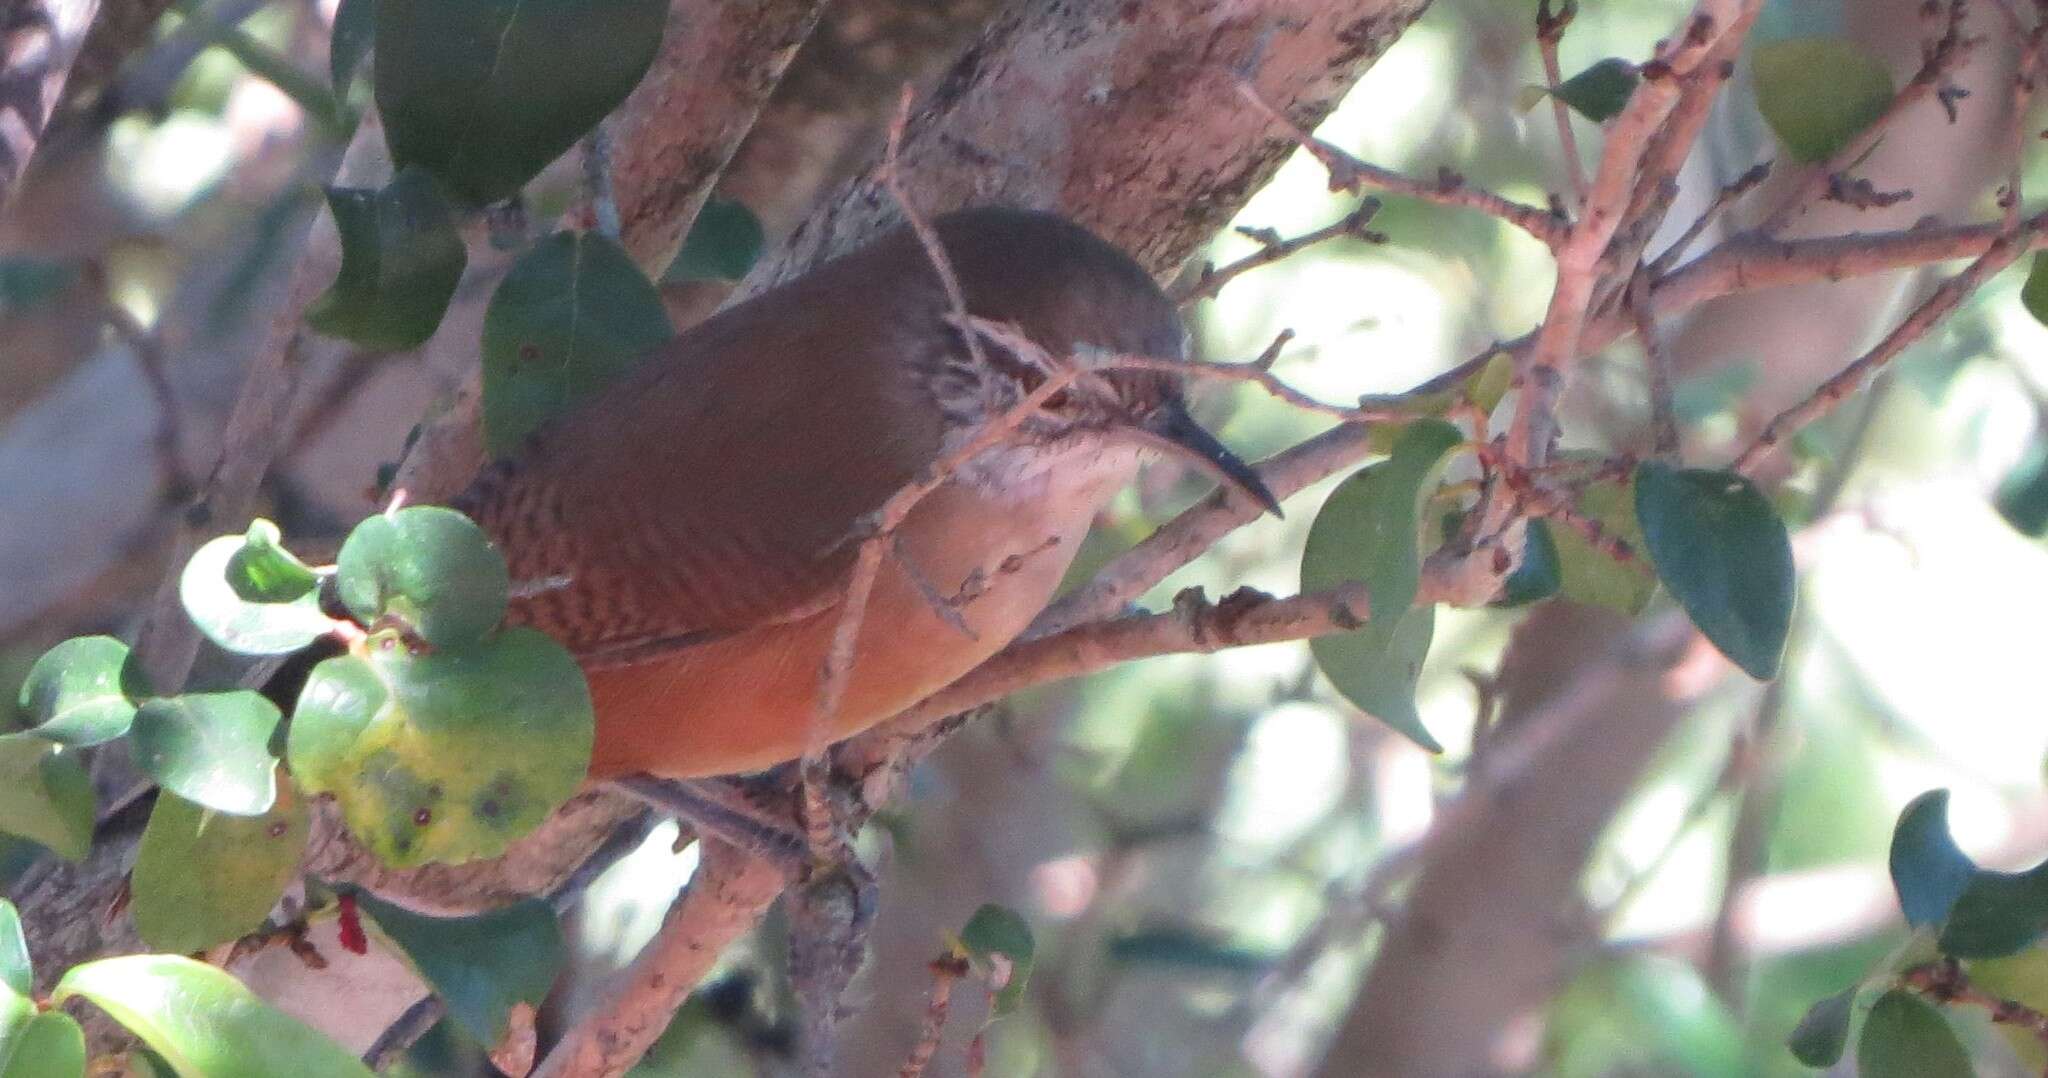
[1553,58,1638,122]
[1855,990,1970,1078]
[350,891,562,1046]
[132,786,308,954]
[0,739,93,861]
[180,529,334,657]
[1634,462,1795,679]
[0,987,31,1074]
[130,693,282,817]
[1752,38,1894,163]
[288,629,592,867]
[1787,984,1857,1067]
[376,0,667,205]
[1889,790,1975,930]
[55,955,373,1078]
[226,519,318,603]
[958,903,1035,1016]
[0,904,25,998]
[335,506,509,649]
[305,168,466,351]
[16,636,142,746]
[666,199,765,283]
[1552,471,1656,613]
[1300,419,1463,751]
[0,1011,83,1078]
[481,231,673,456]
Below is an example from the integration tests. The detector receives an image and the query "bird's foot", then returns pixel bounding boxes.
[609,773,810,874]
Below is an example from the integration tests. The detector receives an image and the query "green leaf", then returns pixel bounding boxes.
[0,903,26,997]
[55,955,373,1078]
[1939,862,2048,959]
[1495,520,1562,608]
[1995,436,2048,538]
[330,0,374,100]
[305,168,466,351]
[1752,38,1895,164]
[1552,472,1656,613]
[288,629,592,867]
[0,1011,84,1078]
[351,891,562,1046]
[0,988,32,1075]
[1855,990,1971,1078]
[1789,984,1857,1067]
[180,529,335,657]
[482,230,673,456]
[17,635,142,746]
[1300,419,1464,752]
[132,786,309,954]
[1105,928,1273,975]
[130,693,282,817]
[0,739,93,861]
[958,904,1035,1016]
[226,519,318,603]
[1553,58,1639,123]
[375,0,667,206]
[1889,790,1975,930]
[666,199,765,283]
[1633,462,1795,679]
[335,506,510,648]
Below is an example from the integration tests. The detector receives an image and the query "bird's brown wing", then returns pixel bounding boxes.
[454,241,949,664]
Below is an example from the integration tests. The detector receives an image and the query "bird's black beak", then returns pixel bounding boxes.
[1131,401,1283,518]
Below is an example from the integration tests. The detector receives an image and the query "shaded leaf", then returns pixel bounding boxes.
[288,629,592,867]
[482,230,673,456]
[1634,462,1795,679]
[666,199,765,283]
[1106,927,1274,975]
[1939,862,2048,959]
[336,506,509,648]
[958,904,1035,1016]
[1752,38,1894,163]
[180,528,334,657]
[132,786,308,954]
[0,1011,83,1078]
[1300,419,1464,751]
[0,739,92,861]
[17,636,142,746]
[376,0,667,205]
[1554,58,1639,122]
[1889,790,1975,930]
[1996,436,2048,538]
[330,0,374,100]
[1788,984,1857,1067]
[351,891,562,1046]
[305,168,466,351]
[130,693,281,816]
[1495,520,1562,608]
[2023,252,2048,329]
[55,955,373,1078]
[1855,990,1971,1078]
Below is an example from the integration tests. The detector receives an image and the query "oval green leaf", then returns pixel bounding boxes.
[17,636,142,746]
[0,903,26,997]
[55,955,373,1078]
[305,167,466,351]
[1554,58,1639,123]
[482,230,674,456]
[350,891,562,1046]
[1300,419,1464,752]
[132,786,309,954]
[287,628,592,867]
[0,739,93,861]
[1752,38,1894,164]
[131,693,282,817]
[959,903,1036,1016]
[0,1011,84,1078]
[1634,462,1795,679]
[666,199,765,284]
[180,532,335,657]
[335,506,510,648]
[1888,789,1975,930]
[1855,989,1971,1078]
[1553,471,1656,613]
[1788,984,1857,1068]
[375,0,667,206]
[0,987,32,1075]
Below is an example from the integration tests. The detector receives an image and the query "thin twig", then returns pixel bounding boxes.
[1649,161,1771,276]
[1536,0,1590,211]
[897,954,969,1078]
[1236,81,1567,248]
[1734,213,2044,474]
[94,277,192,499]
[1901,958,2048,1058]
[1174,200,1384,303]
[1629,273,1679,457]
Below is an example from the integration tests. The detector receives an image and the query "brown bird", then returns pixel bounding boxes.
[453,207,1276,780]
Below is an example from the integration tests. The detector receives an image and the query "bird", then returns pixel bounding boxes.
[451,206,1278,781]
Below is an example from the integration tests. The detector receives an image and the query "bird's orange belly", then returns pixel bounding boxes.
[581,483,1093,779]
